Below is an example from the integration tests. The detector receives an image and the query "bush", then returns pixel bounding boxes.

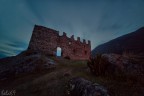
[87,54,110,76]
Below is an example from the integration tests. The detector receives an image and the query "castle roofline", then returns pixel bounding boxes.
[34,24,91,45]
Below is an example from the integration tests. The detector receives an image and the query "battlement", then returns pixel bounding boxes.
[71,35,74,40]
[28,25,91,60]
[63,32,67,36]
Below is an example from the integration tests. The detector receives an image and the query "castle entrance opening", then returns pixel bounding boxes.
[56,47,62,57]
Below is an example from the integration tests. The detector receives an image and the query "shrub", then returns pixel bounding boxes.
[87,54,110,76]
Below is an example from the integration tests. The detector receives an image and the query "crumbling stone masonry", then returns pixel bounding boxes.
[28,25,91,60]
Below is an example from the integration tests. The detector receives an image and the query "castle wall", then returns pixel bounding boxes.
[28,25,91,60]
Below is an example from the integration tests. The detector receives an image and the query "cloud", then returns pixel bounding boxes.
[0,38,27,58]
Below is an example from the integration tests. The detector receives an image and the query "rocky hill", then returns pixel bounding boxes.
[0,50,110,96]
[0,50,144,96]
[92,27,144,56]
[0,50,56,81]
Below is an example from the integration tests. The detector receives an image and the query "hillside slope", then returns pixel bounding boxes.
[92,27,144,56]
[0,52,144,96]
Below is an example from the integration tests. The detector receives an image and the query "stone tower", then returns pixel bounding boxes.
[28,25,91,60]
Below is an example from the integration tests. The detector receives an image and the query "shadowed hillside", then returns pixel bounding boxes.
[92,27,144,56]
[0,51,144,96]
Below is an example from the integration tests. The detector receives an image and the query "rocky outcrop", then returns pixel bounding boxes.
[0,51,56,80]
[68,77,110,96]
[103,54,144,75]
[88,53,144,76]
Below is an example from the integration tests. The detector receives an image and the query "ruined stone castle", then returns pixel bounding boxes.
[28,25,91,60]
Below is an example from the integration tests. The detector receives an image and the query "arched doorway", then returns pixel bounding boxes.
[56,47,62,56]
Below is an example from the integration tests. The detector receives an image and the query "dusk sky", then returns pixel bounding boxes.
[0,0,144,58]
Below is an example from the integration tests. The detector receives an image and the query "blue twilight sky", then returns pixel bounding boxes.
[0,0,144,58]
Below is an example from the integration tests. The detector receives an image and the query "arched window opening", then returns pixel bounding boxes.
[56,47,62,56]
[69,42,72,45]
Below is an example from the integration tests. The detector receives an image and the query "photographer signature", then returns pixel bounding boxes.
[1,90,16,96]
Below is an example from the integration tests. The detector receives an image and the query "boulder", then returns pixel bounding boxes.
[103,54,144,75]
[68,77,110,96]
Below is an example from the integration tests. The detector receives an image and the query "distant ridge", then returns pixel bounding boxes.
[92,27,144,56]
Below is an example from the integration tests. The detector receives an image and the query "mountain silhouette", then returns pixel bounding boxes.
[92,27,144,56]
